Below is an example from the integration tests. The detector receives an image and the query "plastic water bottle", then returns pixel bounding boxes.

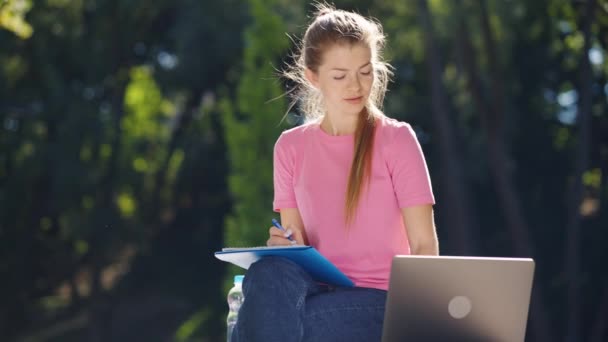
[227,275,244,342]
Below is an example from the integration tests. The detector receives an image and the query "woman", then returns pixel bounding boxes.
[233,3,438,341]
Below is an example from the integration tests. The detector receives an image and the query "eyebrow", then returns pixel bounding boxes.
[330,62,371,71]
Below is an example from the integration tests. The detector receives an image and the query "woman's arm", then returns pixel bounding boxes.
[401,204,439,255]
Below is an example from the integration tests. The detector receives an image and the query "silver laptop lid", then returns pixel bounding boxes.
[381,255,535,342]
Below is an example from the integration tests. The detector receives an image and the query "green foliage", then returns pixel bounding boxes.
[0,0,607,340]
[0,0,33,38]
[174,307,212,341]
[221,0,291,249]
[123,66,172,140]
[0,0,240,340]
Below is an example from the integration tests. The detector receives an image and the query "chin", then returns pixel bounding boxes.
[344,105,366,116]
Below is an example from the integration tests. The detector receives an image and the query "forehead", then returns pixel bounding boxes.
[319,43,371,70]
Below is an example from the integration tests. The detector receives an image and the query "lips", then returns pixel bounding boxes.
[345,96,363,103]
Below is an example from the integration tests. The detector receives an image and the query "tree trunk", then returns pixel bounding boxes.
[87,15,130,338]
[589,283,608,342]
[416,0,478,255]
[564,0,595,340]
[149,91,201,226]
[87,87,125,342]
[476,0,537,257]
[454,3,556,340]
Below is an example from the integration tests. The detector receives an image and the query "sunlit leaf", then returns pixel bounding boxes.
[123,66,168,140]
[582,168,601,189]
[0,0,33,39]
[174,308,211,341]
[116,192,137,218]
[132,157,148,173]
[75,240,89,255]
[1,54,28,86]
[166,149,184,184]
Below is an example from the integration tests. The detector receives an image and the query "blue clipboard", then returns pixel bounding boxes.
[215,245,354,287]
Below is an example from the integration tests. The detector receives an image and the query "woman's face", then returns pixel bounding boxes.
[306,43,373,119]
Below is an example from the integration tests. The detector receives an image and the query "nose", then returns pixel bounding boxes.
[347,74,362,92]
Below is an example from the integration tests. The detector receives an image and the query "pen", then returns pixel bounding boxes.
[272,218,295,242]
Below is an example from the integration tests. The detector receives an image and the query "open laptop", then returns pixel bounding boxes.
[381,255,535,342]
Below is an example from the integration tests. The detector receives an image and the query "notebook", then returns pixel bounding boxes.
[215,245,354,287]
[381,255,535,342]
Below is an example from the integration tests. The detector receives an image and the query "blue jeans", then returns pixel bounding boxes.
[232,256,387,342]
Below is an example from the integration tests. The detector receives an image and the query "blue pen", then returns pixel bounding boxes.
[272,218,295,242]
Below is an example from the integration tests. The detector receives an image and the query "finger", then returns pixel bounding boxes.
[266,235,296,246]
[269,226,295,239]
[281,224,304,244]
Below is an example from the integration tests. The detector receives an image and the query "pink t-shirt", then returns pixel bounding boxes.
[273,115,435,290]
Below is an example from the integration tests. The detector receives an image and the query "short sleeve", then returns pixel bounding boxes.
[385,124,435,208]
[273,133,298,212]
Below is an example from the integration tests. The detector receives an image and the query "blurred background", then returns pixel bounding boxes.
[1,0,607,341]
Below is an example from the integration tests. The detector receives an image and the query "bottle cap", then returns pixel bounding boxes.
[234,275,244,284]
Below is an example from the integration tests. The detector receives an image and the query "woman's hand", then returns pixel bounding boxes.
[266,223,306,246]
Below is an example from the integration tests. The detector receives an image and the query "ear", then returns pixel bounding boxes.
[304,68,320,89]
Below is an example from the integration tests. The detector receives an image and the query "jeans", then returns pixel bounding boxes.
[232,256,387,342]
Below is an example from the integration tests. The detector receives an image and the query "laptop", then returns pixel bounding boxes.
[381,255,535,342]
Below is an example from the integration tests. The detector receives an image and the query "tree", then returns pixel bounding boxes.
[453,1,554,340]
[415,0,480,255]
[221,0,292,252]
[564,0,596,341]
[0,0,245,340]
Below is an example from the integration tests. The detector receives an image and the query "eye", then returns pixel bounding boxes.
[333,75,346,80]
[360,70,372,76]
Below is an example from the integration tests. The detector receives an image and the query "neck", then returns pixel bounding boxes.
[320,111,361,136]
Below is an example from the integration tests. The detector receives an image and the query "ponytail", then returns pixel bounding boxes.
[345,109,376,225]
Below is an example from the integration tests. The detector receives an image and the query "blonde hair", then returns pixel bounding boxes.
[283,2,393,224]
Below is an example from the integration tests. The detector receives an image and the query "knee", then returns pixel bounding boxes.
[243,256,311,293]
[246,256,299,282]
